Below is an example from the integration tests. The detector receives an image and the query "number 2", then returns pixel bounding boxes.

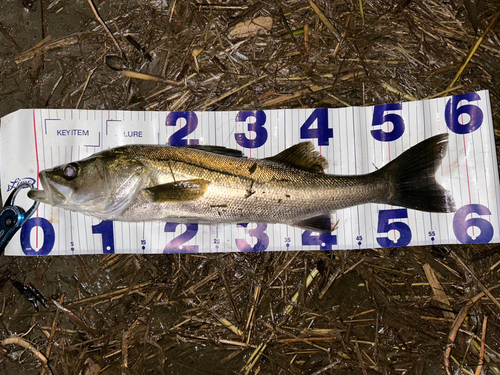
[164,223,199,253]
[166,111,199,145]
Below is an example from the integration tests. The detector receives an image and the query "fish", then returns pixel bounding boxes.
[28,134,456,233]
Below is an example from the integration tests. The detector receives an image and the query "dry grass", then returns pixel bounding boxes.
[0,1,500,374]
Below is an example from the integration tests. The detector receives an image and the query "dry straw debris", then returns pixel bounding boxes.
[0,0,500,374]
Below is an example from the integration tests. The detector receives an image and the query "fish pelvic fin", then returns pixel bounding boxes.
[376,133,456,213]
[144,179,210,203]
[264,142,328,173]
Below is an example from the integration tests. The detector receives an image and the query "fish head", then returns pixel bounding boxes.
[28,150,145,217]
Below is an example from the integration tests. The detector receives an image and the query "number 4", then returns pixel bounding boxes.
[300,108,333,146]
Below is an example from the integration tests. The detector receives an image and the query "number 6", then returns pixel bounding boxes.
[453,204,493,244]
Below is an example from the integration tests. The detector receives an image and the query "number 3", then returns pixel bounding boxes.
[234,111,268,149]
[235,223,269,251]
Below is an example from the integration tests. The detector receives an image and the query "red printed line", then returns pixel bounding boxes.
[32,109,40,190]
[462,134,474,237]
[463,135,472,204]
[32,109,40,248]
[386,112,396,241]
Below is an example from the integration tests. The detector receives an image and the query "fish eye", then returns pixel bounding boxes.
[63,163,80,180]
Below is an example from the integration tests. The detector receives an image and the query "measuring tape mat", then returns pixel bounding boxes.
[1,90,498,255]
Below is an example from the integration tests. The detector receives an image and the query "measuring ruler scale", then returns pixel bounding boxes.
[1,90,499,255]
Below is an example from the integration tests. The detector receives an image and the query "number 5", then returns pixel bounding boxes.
[371,103,404,142]
[376,209,412,247]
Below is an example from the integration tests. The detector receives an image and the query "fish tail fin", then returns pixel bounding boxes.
[376,133,456,213]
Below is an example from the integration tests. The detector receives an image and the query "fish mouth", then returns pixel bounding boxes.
[27,173,67,206]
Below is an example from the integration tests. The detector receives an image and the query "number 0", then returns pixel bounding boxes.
[20,218,55,256]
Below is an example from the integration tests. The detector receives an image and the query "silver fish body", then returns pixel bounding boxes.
[28,134,455,232]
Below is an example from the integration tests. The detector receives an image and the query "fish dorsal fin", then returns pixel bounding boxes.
[176,145,245,158]
[264,142,328,173]
[144,179,210,203]
[293,214,335,233]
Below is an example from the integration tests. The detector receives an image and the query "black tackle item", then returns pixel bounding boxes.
[0,182,40,255]
[11,280,50,311]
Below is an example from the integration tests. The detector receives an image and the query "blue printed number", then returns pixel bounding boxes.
[235,223,269,251]
[164,223,199,253]
[235,111,267,148]
[92,220,115,253]
[300,108,333,146]
[20,218,55,256]
[445,93,483,134]
[302,231,337,250]
[371,103,404,142]
[376,209,412,247]
[453,204,493,244]
[166,111,199,145]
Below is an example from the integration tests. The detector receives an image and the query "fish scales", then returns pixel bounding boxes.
[122,145,384,223]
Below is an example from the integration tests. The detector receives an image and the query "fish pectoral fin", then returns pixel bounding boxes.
[294,214,335,233]
[264,142,328,173]
[144,179,210,203]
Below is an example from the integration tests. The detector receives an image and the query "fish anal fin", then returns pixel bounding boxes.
[144,179,210,203]
[264,142,328,173]
[294,214,335,233]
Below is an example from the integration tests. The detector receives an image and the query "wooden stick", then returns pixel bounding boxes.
[122,70,182,86]
[202,75,267,109]
[53,300,97,337]
[68,281,154,307]
[122,330,128,374]
[423,263,454,319]
[0,22,22,52]
[87,0,124,56]
[444,286,499,375]
[1,336,52,374]
[474,316,488,375]
[306,0,341,41]
[447,11,500,89]
[76,67,97,109]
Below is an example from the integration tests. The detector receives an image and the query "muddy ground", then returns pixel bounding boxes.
[1,0,500,374]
